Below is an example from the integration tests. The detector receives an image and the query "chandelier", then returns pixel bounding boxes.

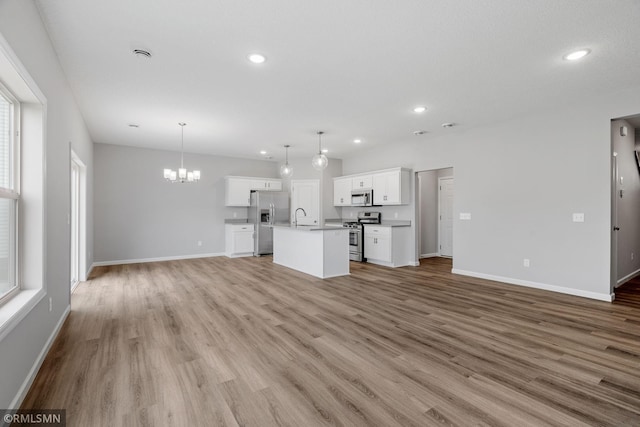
[163,122,201,183]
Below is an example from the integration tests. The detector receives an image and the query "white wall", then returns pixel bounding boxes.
[94,143,280,263]
[342,86,640,301]
[0,0,94,408]
[612,119,640,283]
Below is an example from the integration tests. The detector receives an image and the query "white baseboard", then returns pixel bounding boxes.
[419,253,439,259]
[452,268,614,302]
[366,259,414,268]
[9,305,70,409]
[616,267,640,288]
[91,252,226,268]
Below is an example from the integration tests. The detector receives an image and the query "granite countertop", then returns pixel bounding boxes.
[270,224,350,232]
[378,220,411,227]
[224,218,249,224]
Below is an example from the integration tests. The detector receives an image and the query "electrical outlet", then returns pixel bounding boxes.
[197,240,203,247]
[632,252,635,260]
[394,212,398,219]
[350,212,354,218]
[459,213,471,220]
[233,212,237,218]
[523,259,530,268]
[49,297,52,312]
[572,213,585,222]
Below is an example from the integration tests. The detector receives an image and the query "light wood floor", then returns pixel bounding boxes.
[22,257,640,426]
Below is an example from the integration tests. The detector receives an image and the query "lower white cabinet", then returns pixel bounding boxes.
[225,224,255,257]
[364,225,412,267]
[364,226,391,262]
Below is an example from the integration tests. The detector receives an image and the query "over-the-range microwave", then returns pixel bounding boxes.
[351,189,373,206]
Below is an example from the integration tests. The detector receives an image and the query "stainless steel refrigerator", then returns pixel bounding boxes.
[248,191,290,256]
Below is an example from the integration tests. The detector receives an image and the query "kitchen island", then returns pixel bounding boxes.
[271,225,350,279]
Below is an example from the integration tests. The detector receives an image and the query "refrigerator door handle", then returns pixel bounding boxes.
[270,203,275,225]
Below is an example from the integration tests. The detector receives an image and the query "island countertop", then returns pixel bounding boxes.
[268,224,350,232]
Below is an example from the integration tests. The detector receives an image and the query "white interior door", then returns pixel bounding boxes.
[439,177,454,257]
[291,180,319,225]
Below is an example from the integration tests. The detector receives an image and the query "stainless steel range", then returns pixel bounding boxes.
[344,211,380,262]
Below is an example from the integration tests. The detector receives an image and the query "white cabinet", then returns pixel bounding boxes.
[364,226,391,262]
[372,169,410,205]
[252,179,282,191]
[352,175,372,190]
[225,176,283,206]
[364,225,412,267]
[333,168,411,207]
[225,178,254,207]
[225,224,255,257]
[333,177,352,206]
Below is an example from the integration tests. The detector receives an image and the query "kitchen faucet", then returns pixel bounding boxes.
[294,208,307,226]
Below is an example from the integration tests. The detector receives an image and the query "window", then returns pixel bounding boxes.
[0,85,18,303]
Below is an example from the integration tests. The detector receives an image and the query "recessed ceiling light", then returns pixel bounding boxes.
[260,150,267,155]
[133,49,152,58]
[128,123,139,128]
[413,130,426,135]
[442,123,455,128]
[321,149,328,153]
[248,54,266,64]
[563,49,590,61]
[413,106,427,113]
[353,139,362,144]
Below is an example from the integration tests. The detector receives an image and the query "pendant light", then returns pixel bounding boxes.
[163,122,201,183]
[280,144,293,178]
[311,131,328,171]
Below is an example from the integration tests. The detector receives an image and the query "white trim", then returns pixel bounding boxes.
[616,267,640,288]
[420,253,439,259]
[9,304,70,409]
[438,177,453,257]
[452,268,614,302]
[366,259,413,268]
[91,252,226,267]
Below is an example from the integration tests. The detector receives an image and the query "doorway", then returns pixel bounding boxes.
[70,151,87,292]
[611,115,640,293]
[416,168,454,260]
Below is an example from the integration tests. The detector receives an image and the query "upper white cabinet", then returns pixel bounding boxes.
[251,179,282,191]
[333,177,352,206]
[372,170,410,205]
[352,175,372,190]
[225,176,283,206]
[333,168,411,206]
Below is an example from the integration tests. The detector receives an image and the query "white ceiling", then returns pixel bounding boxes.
[35,0,640,161]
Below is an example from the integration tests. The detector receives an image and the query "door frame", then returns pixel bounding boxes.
[70,149,87,290]
[438,176,454,257]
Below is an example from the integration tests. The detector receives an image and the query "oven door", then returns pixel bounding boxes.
[348,228,363,261]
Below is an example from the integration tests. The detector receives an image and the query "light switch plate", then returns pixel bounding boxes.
[572,213,585,222]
